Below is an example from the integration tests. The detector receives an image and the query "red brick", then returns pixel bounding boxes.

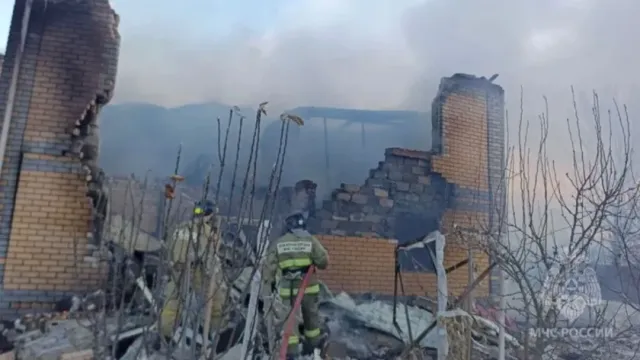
[4,171,99,291]
[432,93,489,190]
[316,234,490,296]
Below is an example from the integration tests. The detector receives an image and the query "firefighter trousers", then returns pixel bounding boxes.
[159,269,226,338]
[276,293,323,356]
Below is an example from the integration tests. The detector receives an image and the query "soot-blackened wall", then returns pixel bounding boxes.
[0,0,119,315]
[312,74,505,297]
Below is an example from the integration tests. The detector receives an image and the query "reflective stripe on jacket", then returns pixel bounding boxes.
[262,230,329,298]
[279,283,321,297]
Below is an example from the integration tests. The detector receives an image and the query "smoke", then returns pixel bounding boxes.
[113,0,640,115]
[107,0,640,207]
[113,0,421,111]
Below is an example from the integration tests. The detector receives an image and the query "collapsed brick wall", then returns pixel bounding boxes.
[312,74,505,296]
[0,0,119,314]
[313,148,449,240]
[317,235,489,297]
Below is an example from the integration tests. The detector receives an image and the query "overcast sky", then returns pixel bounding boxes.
[1,0,639,117]
[0,0,637,237]
[103,0,639,197]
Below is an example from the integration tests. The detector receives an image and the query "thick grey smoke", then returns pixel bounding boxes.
[108,0,640,205]
[114,0,421,110]
[113,0,640,116]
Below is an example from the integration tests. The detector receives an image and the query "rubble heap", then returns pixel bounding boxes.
[0,285,525,360]
[312,148,451,241]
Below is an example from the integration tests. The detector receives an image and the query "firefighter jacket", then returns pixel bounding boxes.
[262,229,329,297]
[160,217,228,337]
[169,218,214,265]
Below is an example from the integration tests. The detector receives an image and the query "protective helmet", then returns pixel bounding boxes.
[194,199,215,217]
[285,211,306,231]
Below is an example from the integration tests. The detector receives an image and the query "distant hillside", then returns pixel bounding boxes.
[98,102,431,195]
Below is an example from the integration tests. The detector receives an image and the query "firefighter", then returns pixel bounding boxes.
[262,211,329,358]
[160,199,227,339]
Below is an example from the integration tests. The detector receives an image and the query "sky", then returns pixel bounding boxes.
[100,0,639,221]
[1,0,639,115]
[0,0,636,246]
[1,0,637,170]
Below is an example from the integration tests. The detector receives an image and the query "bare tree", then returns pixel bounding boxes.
[69,102,302,360]
[490,89,638,360]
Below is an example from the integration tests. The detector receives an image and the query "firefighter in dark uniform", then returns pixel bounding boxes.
[262,212,329,359]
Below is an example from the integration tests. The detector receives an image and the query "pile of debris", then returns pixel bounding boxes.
[0,218,526,360]
[10,218,638,360]
[7,293,640,360]
[0,283,525,360]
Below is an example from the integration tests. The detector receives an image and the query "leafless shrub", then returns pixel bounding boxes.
[486,89,639,360]
[78,102,301,360]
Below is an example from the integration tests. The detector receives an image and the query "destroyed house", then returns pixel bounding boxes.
[306,74,506,298]
[0,0,505,311]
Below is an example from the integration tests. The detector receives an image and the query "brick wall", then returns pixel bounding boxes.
[310,73,505,296]
[4,169,100,291]
[431,74,505,296]
[432,92,488,191]
[317,235,489,297]
[0,0,119,314]
[313,148,446,240]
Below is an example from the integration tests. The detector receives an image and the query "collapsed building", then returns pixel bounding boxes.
[104,72,507,298]
[79,77,509,359]
[0,0,526,359]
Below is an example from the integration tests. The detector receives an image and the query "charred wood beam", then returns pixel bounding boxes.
[391,248,414,343]
[396,232,431,250]
[445,259,469,274]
